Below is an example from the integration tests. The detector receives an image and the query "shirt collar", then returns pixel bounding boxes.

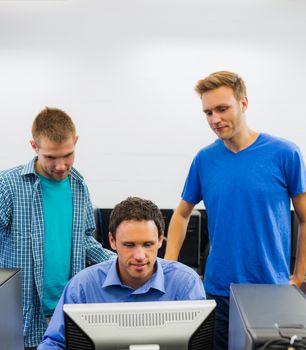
[102,258,124,287]
[20,157,37,176]
[102,257,166,295]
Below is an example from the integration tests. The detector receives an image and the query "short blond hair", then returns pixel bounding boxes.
[195,71,247,100]
[32,107,76,144]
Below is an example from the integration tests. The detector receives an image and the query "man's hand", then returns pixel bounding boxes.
[290,275,305,288]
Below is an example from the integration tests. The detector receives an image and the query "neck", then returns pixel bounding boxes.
[224,128,259,153]
[35,160,47,177]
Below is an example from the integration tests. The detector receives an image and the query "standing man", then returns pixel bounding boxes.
[0,107,115,349]
[164,71,306,349]
[37,197,206,349]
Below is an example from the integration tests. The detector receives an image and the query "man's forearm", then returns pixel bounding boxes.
[164,212,189,261]
[291,221,306,287]
[85,235,116,263]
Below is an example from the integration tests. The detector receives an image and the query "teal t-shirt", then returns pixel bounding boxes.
[39,174,73,316]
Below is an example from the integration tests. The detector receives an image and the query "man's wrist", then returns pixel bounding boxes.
[290,274,305,288]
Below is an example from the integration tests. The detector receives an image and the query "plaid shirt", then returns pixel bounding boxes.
[0,158,115,347]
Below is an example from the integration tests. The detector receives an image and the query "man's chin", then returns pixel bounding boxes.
[51,172,68,180]
[130,264,149,273]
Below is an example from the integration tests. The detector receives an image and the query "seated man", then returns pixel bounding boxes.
[38,197,206,349]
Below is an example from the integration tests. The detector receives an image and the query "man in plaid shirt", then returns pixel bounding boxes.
[0,107,115,349]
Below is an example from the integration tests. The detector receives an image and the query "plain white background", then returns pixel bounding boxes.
[0,0,305,208]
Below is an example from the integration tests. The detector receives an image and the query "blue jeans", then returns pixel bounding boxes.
[206,293,229,350]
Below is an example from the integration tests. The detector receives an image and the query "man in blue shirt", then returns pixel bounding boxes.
[164,71,306,349]
[0,107,115,349]
[37,197,206,349]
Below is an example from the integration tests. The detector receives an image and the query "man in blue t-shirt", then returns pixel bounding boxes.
[164,71,306,350]
[37,197,206,349]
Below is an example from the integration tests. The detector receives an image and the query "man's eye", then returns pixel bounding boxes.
[64,153,73,159]
[144,242,153,247]
[217,106,229,113]
[205,111,212,117]
[124,243,134,248]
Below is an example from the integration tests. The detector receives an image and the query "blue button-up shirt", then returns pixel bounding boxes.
[0,158,116,347]
[38,257,206,349]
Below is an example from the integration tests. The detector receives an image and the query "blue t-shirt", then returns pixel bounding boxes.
[39,174,73,316]
[182,133,306,296]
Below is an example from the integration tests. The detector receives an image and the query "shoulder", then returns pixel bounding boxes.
[157,259,205,300]
[192,139,224,163]
[197,139,222,155]
[70,167,84,181]
[69,167,91,193]
[69,167,92,195]
[0,158,37,180]
[82,259,113,276]
[258,134,306,167]
[63,261,115,303]
[0,163,33,190]
[259,133,301,153]
[158,258,200,280]
[0,164,24,179]
[71,260,113,285]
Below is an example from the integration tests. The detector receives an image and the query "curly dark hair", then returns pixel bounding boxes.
[109,197,165,238]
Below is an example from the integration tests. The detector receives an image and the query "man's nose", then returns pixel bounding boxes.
[134,246,146,260]
[210,112,222,124]
[54,158,66,170]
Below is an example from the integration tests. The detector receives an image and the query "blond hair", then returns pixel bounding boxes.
[195,71,247,100]
[32,107,76,144]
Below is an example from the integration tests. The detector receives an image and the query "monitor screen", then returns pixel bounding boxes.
[64,299,216,350]
[0,268,24,350]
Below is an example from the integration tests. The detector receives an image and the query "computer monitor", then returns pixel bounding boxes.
[229,284,306,350]
[178,210,201,274]
[64,299,216,350]
[0,268,24,350]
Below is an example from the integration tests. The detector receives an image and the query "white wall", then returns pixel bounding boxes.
[0,0,306,208]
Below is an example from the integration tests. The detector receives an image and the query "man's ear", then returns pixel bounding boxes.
[74,135,79,145]
[30,139,39,153]
[241,96,248,112]
[158,233,164,249]
[108,232,117,251]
